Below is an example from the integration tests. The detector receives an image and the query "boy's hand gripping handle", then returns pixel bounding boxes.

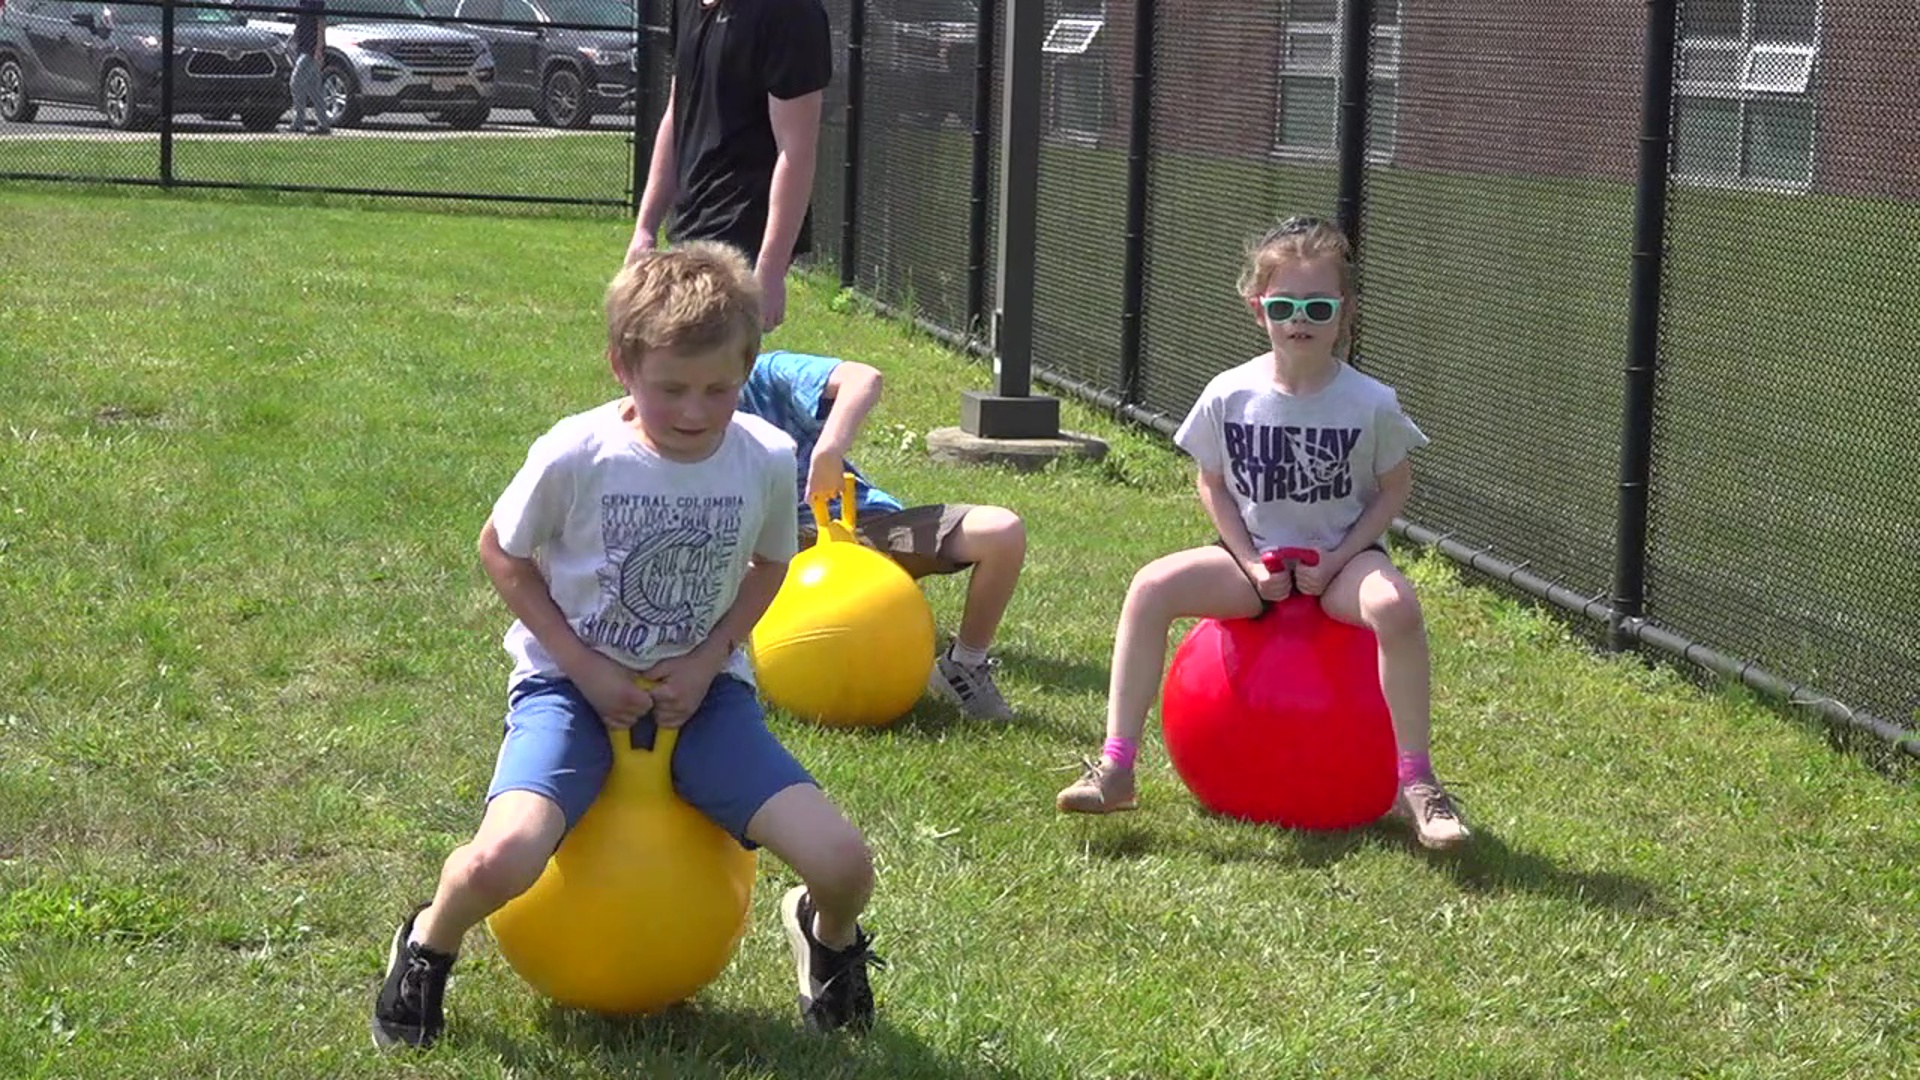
[806,472,861,535]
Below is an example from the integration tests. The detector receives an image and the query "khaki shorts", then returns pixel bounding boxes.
[799,503,975,579]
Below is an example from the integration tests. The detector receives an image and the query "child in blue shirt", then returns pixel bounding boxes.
[740,349,1028,721]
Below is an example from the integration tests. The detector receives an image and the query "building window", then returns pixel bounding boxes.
[1042,10,1106,145]
[1674,0,1819,188]
[1273,0,1400,160]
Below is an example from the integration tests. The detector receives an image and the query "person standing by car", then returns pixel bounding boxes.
[288,0,330,133]
[624,0,832,333]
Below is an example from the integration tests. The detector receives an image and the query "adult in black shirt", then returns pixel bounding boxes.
[625,0,833,331]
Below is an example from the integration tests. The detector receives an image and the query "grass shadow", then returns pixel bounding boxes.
[992,646,1112,701]
[1407,825,1666,914]
[477,997,1019,1080]
[1081,812,1666,915]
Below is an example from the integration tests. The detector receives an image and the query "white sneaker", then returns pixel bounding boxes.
[927,653,1015,721]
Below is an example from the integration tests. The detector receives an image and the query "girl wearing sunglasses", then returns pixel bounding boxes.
[1055,216,1469,851]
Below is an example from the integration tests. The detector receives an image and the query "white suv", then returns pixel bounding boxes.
[247,0,494,128]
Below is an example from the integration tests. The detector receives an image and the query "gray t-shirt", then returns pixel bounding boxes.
[1174,357,1429,554]
[489,400,800,690]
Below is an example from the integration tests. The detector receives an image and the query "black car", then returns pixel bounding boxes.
[0,0,291,130]
[445,0,631,127]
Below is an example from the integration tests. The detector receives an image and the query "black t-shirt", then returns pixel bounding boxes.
[292,0,325,55]
[667,0,833,264]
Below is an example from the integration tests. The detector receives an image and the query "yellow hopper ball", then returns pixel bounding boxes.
[750,473,936,728]
[486,706,757,1015]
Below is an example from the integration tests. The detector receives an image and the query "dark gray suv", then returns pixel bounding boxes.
[0,0,292,129]
[445,0,633,128]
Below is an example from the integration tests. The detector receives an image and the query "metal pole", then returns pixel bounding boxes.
[964,0,997,334]
[1334,0,1369,258]
[1611,0,1679,650]
[839,0,865,288]
[960,0,1060,439]
[629,0,649,212]
[1116,0,1154,406]
[160,0,175,187]
[993,0,1039,395]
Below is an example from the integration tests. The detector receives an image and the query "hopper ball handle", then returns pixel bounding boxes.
[1261,547,1319,572]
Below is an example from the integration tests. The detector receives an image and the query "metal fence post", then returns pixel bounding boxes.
[839,0,865,289]
[160,0,175,187]
[960,0,1059,439]
[1610,0,1679,651]
[629,0,650,212]
[1116,0,1153,406]
[964,0,996,335]
[1335,0,1369,268]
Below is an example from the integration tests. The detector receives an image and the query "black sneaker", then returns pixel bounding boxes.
[370,904,456,1050]
[779,886,885,1033]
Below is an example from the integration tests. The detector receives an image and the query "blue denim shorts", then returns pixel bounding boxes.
[487,673,815,850]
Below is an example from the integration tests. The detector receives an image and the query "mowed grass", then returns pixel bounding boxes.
[0,129,635,203]
[1,188,1917,1079]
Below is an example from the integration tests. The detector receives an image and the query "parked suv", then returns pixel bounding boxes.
[445,0,631,128]
[244,0,494,128]
[0,0,292,130]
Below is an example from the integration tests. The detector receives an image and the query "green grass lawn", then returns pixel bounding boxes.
[3,188,1918,1079]
[0,130,634,204]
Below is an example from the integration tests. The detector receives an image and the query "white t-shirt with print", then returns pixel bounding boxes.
[1174,357,1429,554]
[489,400,800,689]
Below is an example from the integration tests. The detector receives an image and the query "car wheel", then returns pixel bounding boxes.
[541,66,591,129]
[1,58,40,123]
[101,64,150,131]
[321,61,362,127]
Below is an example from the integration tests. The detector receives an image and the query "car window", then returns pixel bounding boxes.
[101,1,241,24]
[458,0,501,19]
[501,0,534,23]
[539,0,627,28]
[328,0,429,19]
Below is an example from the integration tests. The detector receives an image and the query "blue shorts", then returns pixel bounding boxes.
[486,673,815,850]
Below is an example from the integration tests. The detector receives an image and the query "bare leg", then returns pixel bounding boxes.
[748,783,884,1033]
[746,783,874,948]
[1320,551,1469,848]
[941,506,1026,653]
[1057,545,1262,813]
[413,790,566,954]
[1105,544,1264,744]
[1318,550,1429,758]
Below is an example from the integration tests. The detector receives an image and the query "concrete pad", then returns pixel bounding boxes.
[924,426,1110,473]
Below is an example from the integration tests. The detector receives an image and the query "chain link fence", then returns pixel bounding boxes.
[835,0,1919,753]
[1648,0,1920,741]
[5,0,1913,749]
[1360,0,1637,622]
[1,0,650,207]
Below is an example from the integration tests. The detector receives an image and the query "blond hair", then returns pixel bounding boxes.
[1238,215,1356,355]
[605,242,763,373]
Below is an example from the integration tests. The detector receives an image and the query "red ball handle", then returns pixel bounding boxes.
[1261,547,1319,570]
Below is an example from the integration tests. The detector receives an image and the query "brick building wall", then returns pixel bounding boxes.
[1815,1,1920,200]
[1051,0,1915,200]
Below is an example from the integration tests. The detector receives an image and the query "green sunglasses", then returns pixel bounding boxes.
[1260,295,1343,325]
